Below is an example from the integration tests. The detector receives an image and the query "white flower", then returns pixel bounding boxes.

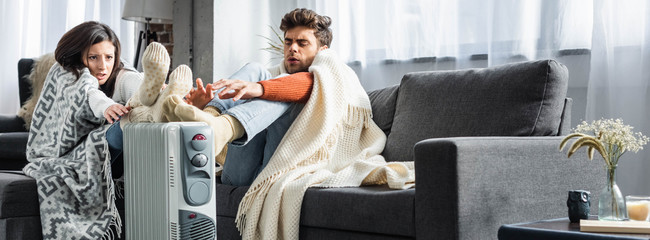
[561,118,649,168]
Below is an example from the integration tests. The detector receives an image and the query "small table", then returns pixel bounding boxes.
[498,217,650,240]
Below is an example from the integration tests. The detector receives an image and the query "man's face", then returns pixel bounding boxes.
[283,26,328,74]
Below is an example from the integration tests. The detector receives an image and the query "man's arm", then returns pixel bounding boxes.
[259,72,313,103]
[185,72,314,109]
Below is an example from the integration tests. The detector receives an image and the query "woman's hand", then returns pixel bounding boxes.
[104,104,130,124]
[185,78,215,109]
[212,78,264,101]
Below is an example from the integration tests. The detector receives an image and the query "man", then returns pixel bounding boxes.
[164,8,414,239]
[162,8,331,186]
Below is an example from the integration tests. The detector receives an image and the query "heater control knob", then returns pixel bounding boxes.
[190,153,208,167]
[191,134,208,151]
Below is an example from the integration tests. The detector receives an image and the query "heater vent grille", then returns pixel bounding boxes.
[170,221,178,239]
[180,218,215,240]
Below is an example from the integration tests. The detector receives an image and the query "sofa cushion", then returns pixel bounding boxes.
[216,182,415,237]
[0,172,39,219]
[215,182,249,218]
[367,85,399,137]
[300,185,415,237]
[383,60,569,162]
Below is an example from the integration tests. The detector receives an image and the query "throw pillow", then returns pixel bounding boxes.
[17,53,56,130]
[367,84,399,137]
[382,60,569,162]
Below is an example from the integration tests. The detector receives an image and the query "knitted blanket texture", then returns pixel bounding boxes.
[235,49,415,239]
[23,63,120,239]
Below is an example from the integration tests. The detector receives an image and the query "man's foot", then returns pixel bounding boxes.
[162,95,244,161]
[203,106,221,117]
[151,64,193,122]
[122,64,192,125]
[161,95,182,122]
[121,104,154,126]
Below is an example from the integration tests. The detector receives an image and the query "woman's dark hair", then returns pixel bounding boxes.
[280,8,333,47]
[54,21,123,97]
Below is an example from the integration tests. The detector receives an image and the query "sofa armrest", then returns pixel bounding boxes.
[0,115,26,133]
[413,136,604,240]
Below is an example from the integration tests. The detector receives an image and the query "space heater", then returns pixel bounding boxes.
[123,122,216,240]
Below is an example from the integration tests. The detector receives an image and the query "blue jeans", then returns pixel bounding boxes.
[106,121,124,178]
[207,63,302,186]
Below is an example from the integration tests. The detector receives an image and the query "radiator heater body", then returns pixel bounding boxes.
[124,122,216,240]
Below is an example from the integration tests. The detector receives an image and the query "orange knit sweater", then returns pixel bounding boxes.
[259,72,313,103]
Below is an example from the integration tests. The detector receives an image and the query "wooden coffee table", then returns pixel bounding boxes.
[498,216,650,240]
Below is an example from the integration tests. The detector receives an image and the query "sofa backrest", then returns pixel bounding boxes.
[368,59,570,162]
[18,59,35,106]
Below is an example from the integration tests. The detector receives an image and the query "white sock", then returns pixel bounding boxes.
[137,42,170,106]
[122,64,192,125]
[151,65,193,122]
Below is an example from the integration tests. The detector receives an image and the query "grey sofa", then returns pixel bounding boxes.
[0,58,603,239]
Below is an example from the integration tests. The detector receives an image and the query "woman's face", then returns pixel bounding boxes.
[83,40,116,85]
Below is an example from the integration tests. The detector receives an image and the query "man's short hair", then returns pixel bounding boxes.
[280,8,333,47]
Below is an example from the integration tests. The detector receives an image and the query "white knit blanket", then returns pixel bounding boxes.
[235,49,415,239]
[23,63,120,239]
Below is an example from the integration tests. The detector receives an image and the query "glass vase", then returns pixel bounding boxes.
[598,165,627,221]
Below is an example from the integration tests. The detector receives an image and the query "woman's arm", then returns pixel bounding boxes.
[114,69,144,104]
[88,87,125,123]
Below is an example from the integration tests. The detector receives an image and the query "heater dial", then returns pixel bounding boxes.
[190,153,208,167]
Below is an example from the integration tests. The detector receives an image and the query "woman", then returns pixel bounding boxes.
[24,21,142,240]
[55,21,142,124]
[54,21,145,179]
[25,20,186,239]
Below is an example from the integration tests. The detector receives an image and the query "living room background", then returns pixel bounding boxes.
[1,0,649,196]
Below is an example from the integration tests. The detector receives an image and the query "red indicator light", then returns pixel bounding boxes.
[189,213,196,219]
[192,134,206,141]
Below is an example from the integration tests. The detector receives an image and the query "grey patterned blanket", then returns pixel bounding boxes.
[23,63,121,239]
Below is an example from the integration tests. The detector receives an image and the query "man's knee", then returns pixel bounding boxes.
[243,62,271,77]
[241,62,265,72]
[233,62,273,82]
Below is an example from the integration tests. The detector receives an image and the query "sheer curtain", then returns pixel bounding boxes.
[211,0,649,194]
[587,0,650,195]
[297,0,594,89]
[0,0,135,115]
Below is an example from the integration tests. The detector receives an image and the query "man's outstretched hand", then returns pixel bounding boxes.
[185,78,215,109]
[185,78,265,109]
[212,79,264,101]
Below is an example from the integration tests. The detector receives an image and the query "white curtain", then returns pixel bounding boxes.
[0,0,135,115]
[212,0,648,194]
[587,0,650,195]
[213,0,592,87]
